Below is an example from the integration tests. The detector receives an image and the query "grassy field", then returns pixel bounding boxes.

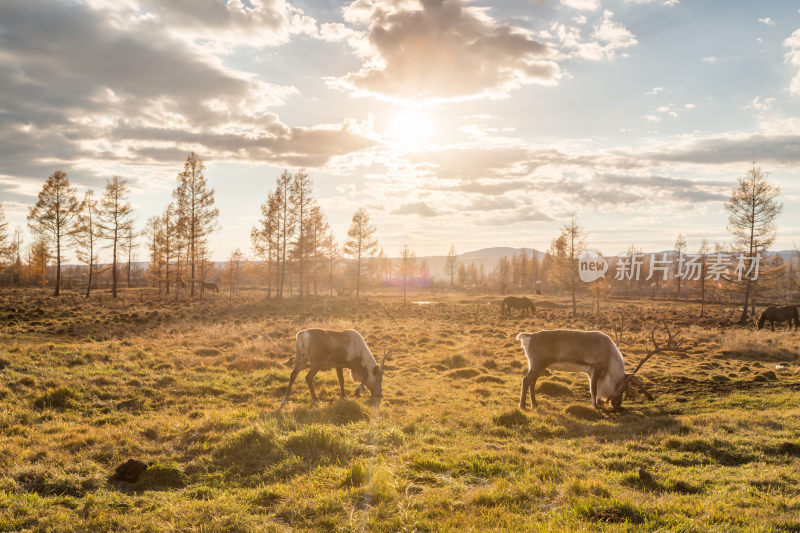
[0,289,799,532]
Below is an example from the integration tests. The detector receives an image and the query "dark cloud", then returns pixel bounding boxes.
[0,0,374,184]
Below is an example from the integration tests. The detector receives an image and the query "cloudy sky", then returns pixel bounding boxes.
[1,0,799,259]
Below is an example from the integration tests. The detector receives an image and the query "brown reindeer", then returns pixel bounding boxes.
[281,329,393,405]
[756,305,799,331]
[501,296,536,317]
[516,324,685,410]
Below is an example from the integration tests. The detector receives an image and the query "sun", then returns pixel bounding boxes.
[388,108,433,145]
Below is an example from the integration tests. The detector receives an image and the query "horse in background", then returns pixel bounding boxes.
[501,296,536,317]
[756,305,799,331]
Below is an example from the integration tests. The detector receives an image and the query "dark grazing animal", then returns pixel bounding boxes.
[202,281,219,293]
[281,329,392,405]
[516,324,684,410]
[502,296,535,317]
[756,305,799,331]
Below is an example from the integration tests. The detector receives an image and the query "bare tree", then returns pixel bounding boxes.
[145,215,163,294]
[674,233,687,296]
[344,208,378,300]
[122,224,139,288]
[27,170,79,296]
[725,164,782,323]
[227,248,244,299]
[161,203,177,295]
[97,176,133,298]
[71,190,100,298]
[290,170,314,298]
[251,190,280,299]
[698,239,709,317]
[445,245,458,289]
[0,203,8,260]
[560,214,587,317]
[398,244,416,304]
[173,152,219,297]
[274,170,295,298]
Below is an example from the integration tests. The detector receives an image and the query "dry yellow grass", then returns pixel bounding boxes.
[0,288,798,531]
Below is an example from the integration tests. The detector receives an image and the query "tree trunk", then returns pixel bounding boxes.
[55,232,61,296]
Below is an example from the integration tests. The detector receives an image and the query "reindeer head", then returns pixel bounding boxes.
[611,324,685,410]
[756,312,766,330]
[365,349,394,398]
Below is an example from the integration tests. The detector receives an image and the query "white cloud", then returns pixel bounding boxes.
[646,87,664,95]
[702,56,717,63]
[758,17,775,26]
[560,0,601,11]
[784,29,800,96]
[330,0,561,103]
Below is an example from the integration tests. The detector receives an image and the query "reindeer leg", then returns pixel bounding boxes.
[589,371,600,409]
[520,364,545,409]
[336,367,346,399]
[305,367,320,404]
[281,368,300,406]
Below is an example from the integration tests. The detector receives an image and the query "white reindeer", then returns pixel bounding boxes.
[516,324,684,410]
[281,329,393,405]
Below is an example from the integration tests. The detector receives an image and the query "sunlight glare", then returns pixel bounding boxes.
[389,109,433,145]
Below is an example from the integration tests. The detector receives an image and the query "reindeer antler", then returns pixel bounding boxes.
[631,323,686,374]
[613,316,629,346]
[381,349,394,371]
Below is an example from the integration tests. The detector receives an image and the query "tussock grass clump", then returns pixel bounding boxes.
[573,497,650,524]
[135,463,186,490]
[194,347,222,357]
[536,381,572,396]
[33,386,80,410]
[292,399,370,426]
[439,354,468,369]
[565,404,602,421]
[213,425,283,475]
[492,409,529,428]
[284,425,360,463]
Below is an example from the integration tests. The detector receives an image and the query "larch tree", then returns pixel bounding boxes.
[674,233,687,295]
[725,164,782,323]
[29,238,51,287]
[0,204,8,261]
[344,207,378,300]
[173,152,219,297]
[27,170,79,296]
[251,190,280,299]
[560,215,587,318]
[398,244,416,304]
[698,239,710,318]
[445,245,458,289]
[145,215,163,294]
[97,176,133,299]
[290,170,314,298]
[161,203,177,295]
[71,190,100,298]
[271,171,295,298]
[307,204,330,296]
[123,224,138,288]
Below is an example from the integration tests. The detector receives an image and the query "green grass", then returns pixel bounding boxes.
[0,288,799,531]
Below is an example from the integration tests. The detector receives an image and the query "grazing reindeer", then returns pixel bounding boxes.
[756,305,799,331]
[501,296,536,317]
[281,329,393,406]
[516,324,685,410]
[202,281,219,293]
